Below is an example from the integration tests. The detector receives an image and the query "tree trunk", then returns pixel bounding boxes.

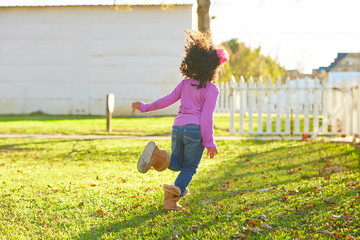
[197,0,211,33]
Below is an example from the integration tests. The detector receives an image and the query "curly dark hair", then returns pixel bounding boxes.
[180,30,221,89]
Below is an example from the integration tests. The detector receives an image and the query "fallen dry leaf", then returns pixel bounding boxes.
[333,233,346,239]
[343,214,355,222]
[191,225,199,233]
[325,200,337,206]
[229,192,237,197]
[307,203,316,208]
[324,167,345,173]
[261,223,273,230]
[321,230,333,236]
[257,213,268,221]
[242,227,261,235]
[250,201,257,206]
[173,232,180,239]
[247,221,260,227]
[258,189,270,193]
[107,223,112,231]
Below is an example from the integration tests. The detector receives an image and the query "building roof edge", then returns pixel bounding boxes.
[0,0,194,7]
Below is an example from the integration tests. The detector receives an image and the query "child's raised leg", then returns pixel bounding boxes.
[137,141,170,173]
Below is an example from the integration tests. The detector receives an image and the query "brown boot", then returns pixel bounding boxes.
[163,184,189,211]
[137,141,170,173]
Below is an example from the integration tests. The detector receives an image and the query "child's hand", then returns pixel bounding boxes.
[131,102,141,111]
[206,147,218,159]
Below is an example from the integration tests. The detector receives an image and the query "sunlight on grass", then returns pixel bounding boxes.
[0,138,359,239]
[0,115,176,136]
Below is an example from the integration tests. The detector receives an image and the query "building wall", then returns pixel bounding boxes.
[328,72,360,83]
[331,53,360,72]
[0,5,193,115]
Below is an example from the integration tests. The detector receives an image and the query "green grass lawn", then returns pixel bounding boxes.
[0,138,359,239]
[0,114,323,137]
[0,115,178,136]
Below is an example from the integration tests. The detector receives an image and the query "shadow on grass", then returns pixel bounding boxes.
[72,140,360,239]
[75,207,169,239]
[190,140,360,202]
[0,114,103,122]
[0,139,114,162]
[349,142,360,168]
[0,139,81,150]
[0,114,175,122]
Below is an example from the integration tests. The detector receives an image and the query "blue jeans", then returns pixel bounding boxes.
[168,124,205,196]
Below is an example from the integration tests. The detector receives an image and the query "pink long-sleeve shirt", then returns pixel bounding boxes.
[139,78,219,148]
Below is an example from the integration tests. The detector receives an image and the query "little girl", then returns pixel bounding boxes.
[131,30,229,211]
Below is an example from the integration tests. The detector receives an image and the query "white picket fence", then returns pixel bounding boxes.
[216,76,360,140]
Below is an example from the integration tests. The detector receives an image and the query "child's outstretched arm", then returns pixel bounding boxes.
[131,102,141,111]
[131,80,184,113]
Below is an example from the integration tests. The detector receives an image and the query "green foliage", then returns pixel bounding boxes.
[219,39,289,83]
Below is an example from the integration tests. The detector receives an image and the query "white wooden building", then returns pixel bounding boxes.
[0,0,195,116]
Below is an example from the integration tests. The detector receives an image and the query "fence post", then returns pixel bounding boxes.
[322,78,329,134]
[275,78,282,134]
[351,79,355,140]
[248,77,254,133]
[303,78,309,135]
[313,78,320,134]
[219,82,224,113]
[225,82,230,112]
[285,77,291,134]
[294,78,300,134]
[331,78,338,133]
[257,77,264,133]
[239,76,245,133]
[343,79,349,135]
[266,78,273,134]
[229,76,236,134]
